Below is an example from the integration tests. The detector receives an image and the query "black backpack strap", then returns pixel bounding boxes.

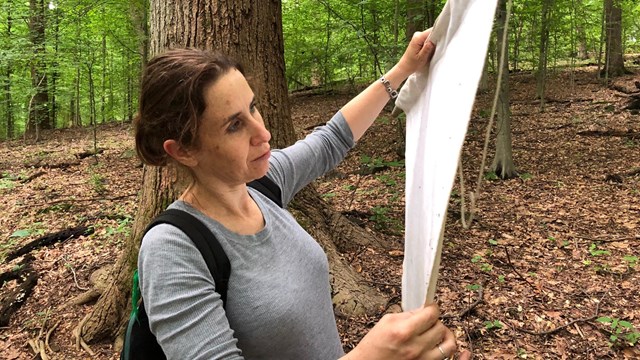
[148,209,231,304]
[122,177,283,360]
[248,176,283,208]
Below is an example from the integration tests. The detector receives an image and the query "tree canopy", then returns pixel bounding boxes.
[0,0,638,139]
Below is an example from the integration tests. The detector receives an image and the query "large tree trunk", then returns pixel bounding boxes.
[602,0,627,77]
[491,0,517,179]
[79,0,385,347]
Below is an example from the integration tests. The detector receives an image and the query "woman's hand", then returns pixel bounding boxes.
[342,304,471,360]
[396,29,437,79]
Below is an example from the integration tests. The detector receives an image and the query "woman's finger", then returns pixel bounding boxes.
[405,304,441,335]
[423,326,456,360]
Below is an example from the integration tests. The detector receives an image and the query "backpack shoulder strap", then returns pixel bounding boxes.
[247,176,283,208]
[147,209,231,305]
[140,175,282,304]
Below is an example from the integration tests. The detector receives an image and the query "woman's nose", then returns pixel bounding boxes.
[250,113,271,145]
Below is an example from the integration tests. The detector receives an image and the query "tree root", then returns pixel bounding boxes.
[73,314,96,356]
[27,310,60,360]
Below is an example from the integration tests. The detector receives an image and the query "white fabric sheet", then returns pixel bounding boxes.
[398,0,498,311]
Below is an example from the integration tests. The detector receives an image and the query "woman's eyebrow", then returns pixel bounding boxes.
[221,96,256,128]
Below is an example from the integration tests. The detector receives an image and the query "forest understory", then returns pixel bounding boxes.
[1,67,639,359]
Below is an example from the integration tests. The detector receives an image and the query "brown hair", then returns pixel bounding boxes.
[134,48,243,166]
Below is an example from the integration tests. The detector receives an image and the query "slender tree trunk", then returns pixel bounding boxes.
[406,0,423,42]
[4,3,14,139]
[536,0,552,110]
[323,2,331,85]
[87,61,96,131]
[603,0,627,77]
[101,7,107,124]
[50,8,60,129]
[74,67,81,127]
[79,0,386,347]
[27,0,51,135]
[575,0,589,60]
[73,17,82,127]
[426,0,438,26]
[491,0,517,179]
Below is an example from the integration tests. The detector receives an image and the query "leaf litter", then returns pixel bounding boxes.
[0,67,639,359]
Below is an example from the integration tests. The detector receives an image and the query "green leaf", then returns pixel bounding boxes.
[618,320,633,329]
[597,316,613,324]
[488,239,498,246]
[10,229,31,238]
[484,172,498,180]
[519,172,533,181]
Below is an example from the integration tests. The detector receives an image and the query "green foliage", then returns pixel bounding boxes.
[0,0,143,140]
[0,172,17,190]
[484,320,503,330]
[588,243,610,257]
[484,171,499,181]
[368,205,402,234]
[466,284,481,291]
[597,317,640,346]
[88,166,107,194]
[360,155,404,171]
[623,255,638,268]
[519,172,533,181]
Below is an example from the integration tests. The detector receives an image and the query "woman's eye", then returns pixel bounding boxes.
[250,103,257,113]
[228,120,242,133]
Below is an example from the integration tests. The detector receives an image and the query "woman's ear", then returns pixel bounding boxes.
[163,139,198,167]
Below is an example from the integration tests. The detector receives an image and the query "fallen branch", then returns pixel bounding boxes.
[25,161,81,170]
[20,171,46,183]
[577,130,640,139]
[46,193,136,205]
[604,167,640,183]
[516,293,606,336]
[443,280,486,320]
[75,148,105,159]
[0,255,39,327]
[6,226,94,262]
[503,246,538,292]
[577,234,640,243]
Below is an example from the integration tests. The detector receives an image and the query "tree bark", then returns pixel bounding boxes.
[536,0,552,109]
[603,0,627,77]
[4,2,14,139]
[27,0,51,135]
[491,0,517,179]
[80,0,386,347]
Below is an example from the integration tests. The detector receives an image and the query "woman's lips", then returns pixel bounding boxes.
[254,149,271,162]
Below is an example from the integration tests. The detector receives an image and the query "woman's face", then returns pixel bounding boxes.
[188,69,271,186]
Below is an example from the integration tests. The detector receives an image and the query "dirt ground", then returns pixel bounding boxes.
[1,67,639,359]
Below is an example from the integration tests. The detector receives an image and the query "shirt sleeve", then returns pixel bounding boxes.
[267,111,355,206]
[138,224,244,360]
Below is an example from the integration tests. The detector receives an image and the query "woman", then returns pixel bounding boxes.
[135,29,470,360]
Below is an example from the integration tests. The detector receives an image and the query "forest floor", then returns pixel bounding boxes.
[1,66,639,360]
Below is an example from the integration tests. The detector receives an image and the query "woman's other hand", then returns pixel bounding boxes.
[343,304,471,360]
[396,29,437,78]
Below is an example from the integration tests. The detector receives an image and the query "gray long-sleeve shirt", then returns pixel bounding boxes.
[138,112,355,360]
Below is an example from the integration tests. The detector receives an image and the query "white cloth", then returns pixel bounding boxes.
[399,0,498,311]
